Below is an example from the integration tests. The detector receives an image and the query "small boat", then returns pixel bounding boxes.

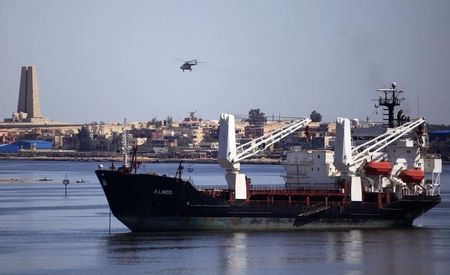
[38,177,53,182]
[364,161,393,176]
[76,179,86,183]
[399,169,425,183]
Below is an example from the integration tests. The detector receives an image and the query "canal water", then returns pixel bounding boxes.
[0,160,449,274]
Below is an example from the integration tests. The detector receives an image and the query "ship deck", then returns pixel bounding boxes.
[194,183,411,209]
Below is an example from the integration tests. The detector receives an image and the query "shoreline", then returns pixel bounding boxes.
[0,156,283,165]
[0,179,72,184]
[0,156,448,165]
[0,157,282,185]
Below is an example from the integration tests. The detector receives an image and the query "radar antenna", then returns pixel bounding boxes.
[375,82,405,127]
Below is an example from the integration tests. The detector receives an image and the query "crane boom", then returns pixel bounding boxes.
[335,116,427,203]
[335,117,425,174]
[218,113,310,199]
[350,118,425,169]
[234,117,311,163]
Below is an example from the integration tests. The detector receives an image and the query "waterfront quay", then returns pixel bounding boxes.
[1,110,338,163]
[2,113,449,162]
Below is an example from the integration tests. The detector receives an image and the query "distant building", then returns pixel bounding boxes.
[15,140,53,150]
[0,144,20,153]
[0,139,52,153]
[429,130,450,161]
[429,130,450,142]
[0,131,17,144]
[179,112,205,147]
[244,126,264,139]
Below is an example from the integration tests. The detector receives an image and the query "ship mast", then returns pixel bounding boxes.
[376,82,405,127]
[122,118,130,168]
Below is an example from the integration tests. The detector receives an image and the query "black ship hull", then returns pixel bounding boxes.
[96,170,441,232]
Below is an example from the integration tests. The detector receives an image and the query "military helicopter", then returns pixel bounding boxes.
[177,59,205,72]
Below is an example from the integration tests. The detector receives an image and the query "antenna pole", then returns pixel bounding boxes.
[109,210,112,235]
[122,118,129,168]
[417,93,420,117]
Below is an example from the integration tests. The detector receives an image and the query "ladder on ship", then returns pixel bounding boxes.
[294,203,329,226]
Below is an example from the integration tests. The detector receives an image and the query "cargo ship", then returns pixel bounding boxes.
[96,83,441,231]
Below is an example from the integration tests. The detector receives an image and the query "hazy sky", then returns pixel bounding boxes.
[1,0,449,124]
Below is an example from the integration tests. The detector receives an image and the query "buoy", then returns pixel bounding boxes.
[63,174,70,196]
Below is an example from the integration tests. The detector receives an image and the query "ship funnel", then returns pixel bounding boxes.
[334,117,353,174]
[218,113,240,171]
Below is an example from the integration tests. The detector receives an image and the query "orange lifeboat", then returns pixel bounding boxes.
[399,169,425,184]
[364,161,393,176]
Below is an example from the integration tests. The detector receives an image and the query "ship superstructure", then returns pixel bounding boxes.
[284,83,440,208]
[284,117,440,202]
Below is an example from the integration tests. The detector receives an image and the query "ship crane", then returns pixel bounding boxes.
[334,117,426,201]
[218,113,311,200]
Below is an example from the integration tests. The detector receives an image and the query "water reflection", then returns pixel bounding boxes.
[105,233,201,265]
[325,230,363,266]
[104,232,251,274]
[220,232,248,274]
[325,228,448,274]
[103,228,449,274]
[1,160,449,274]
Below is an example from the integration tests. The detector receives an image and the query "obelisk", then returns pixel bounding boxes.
[17,66,42,119]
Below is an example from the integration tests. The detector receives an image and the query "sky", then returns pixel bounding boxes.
[0,0,449,124]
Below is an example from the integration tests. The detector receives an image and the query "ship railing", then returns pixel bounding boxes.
[355,121,385,128]
[423,153,441,159]
[252,184,340,191]
[283,161,314,166]
[399,188,413,198]
[398,185,440,198]
[253,185,343,193]
[194,184,341,192]
[424,184,440,196]
[297,203,329,217]
[282,175,313,179]
[195,184,229,191]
